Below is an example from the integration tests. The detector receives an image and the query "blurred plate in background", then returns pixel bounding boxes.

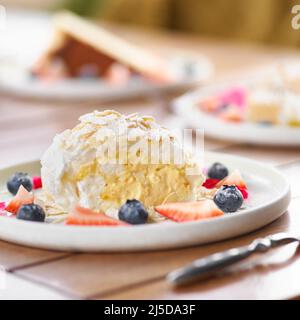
[173,79,300,147]
[0,9,213,101]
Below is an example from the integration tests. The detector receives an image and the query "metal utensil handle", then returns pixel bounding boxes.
[168,245,252,285]
[168,234,298,286]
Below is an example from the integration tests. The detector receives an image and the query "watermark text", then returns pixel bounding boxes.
[291,5,300,30]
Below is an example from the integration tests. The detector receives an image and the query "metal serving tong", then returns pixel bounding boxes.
[167,233,300,286]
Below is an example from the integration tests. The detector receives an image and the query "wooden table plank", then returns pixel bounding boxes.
[0,241,69,271]
[0,240,71,272]
[0,273,72,300]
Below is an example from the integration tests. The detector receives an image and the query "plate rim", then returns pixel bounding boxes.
[0,53,214,101]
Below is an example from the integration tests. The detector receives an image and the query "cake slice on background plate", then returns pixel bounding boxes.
[246,89,283,125]
[32,11,175,84]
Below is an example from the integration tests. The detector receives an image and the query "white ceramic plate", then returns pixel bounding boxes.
[0,55,213,101]
[173,83,300,146]
[0,10,213,101]
[0,152,290,252]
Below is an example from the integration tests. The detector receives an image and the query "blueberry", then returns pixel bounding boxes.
[7,172,33,195]
[208,162,229,180]
[118,199,148,225]
[213,185,243,213]
[16,204,46,222]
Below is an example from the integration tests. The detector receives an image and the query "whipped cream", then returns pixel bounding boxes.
[41,110,204,219]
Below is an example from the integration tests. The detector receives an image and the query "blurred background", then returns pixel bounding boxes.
[1,0,300,167]
[3,0,300,48]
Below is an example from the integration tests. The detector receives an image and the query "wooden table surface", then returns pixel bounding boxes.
[1,25,300,300]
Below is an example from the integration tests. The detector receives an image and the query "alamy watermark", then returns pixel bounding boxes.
[89,127,204,176]
[0,5,6,31]
[291,5,300,30]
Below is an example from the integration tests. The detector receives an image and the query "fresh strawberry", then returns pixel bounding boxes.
[217,170,248,199]
[32,176,42,189]
[238,187,249,200]
[217,169,246,188]
[66,205,128,226]
[202,178,220,189]
[155,199,224,222]
[5,185,34,214]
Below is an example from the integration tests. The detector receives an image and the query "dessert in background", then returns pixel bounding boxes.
[197,63,300,127]
[31,11,175,84]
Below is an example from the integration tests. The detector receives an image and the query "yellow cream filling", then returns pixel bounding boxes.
[73,162,192,209]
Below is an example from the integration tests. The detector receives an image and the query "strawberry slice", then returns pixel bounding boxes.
[217,170,246,189]
[66,205,128,226]
[238,187,249,200]
[217,170,248,199]
[5,185,34,214]
[32,176,42,189]
[155,199,224,222]
[202,178,220,189]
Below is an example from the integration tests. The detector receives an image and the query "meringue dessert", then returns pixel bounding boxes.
[41,110,204,219]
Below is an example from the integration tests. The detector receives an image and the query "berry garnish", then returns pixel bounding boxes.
[5,185,34,214]
[155,199,223,222]
[216,169,248,199]
[202,178,220,189]
[238,187,249,200]
[66,205,127,226]
[32,176,42,189]
[207,162,229,180]
[0,202,6,215]
[118,200,148,225]
[16,204,45,222]
[7,172,33,195]
[213,185,243,213]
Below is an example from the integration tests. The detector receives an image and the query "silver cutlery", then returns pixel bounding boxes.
[167,233,300,286]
